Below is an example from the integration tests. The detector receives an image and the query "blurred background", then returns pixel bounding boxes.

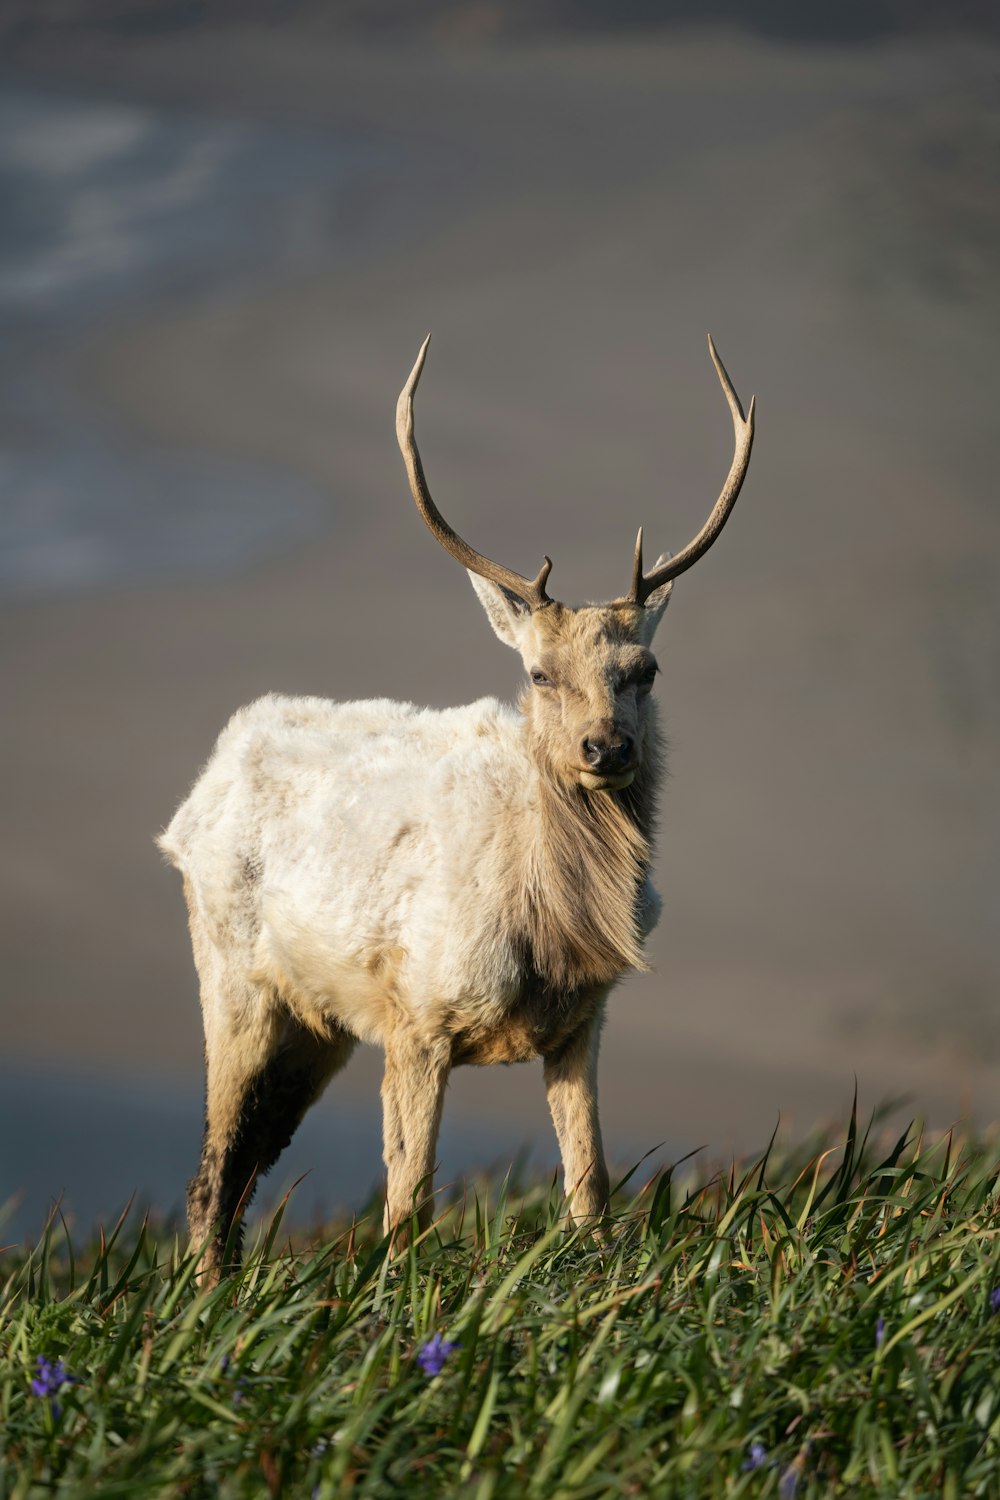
[2,1,998,1241]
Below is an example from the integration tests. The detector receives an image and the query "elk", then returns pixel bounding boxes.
[159,334,755,1277]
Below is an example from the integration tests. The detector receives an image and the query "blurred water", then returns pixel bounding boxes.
[0,1063,377,1244]
[0,85,381,323]
[0,373,330,595]
[0,84,381,595]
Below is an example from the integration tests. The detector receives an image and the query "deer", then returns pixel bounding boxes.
[159,334,755,1278]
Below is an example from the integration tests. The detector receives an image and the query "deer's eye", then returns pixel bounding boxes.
[638,664,658,692]
[530,669,553,688]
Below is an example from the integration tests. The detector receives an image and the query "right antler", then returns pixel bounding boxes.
[627,335,755,605]
[396,335,554,611]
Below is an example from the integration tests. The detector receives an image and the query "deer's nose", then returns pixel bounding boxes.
[582,735,634,773]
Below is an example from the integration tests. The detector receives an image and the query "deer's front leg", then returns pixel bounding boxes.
[543,1004,610,1222]
[381,1031,450,1241]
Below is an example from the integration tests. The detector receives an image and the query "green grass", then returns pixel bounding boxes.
[4,1105,1000,1498]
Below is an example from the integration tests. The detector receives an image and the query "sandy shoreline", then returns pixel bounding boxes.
[2,19,998,1206]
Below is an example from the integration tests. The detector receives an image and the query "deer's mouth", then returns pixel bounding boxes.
[578,768,636,793]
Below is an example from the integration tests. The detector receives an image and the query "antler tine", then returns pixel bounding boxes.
[630,525,644,601]
[396,335,554,610]
[628,335,755,605]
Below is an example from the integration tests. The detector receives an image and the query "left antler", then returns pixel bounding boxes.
[628,335,755,604]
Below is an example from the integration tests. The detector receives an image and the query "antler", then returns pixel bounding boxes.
[396,335,554,611]
[628,335,755,605]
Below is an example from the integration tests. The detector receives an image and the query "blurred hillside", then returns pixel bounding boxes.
[0,5,997,1234]
[2,0,999,46]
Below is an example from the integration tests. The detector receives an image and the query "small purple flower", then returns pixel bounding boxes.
[416,1332,458,1376]
[875,1315,886,1348]
[742,1441,768,1471]
[29,1356,77,1419]
[219,1353,248,1404]
[779,1464,801,1498]
[990,1286,1000,1314]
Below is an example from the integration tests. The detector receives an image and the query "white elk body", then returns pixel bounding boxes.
[163,692,638,1045]
[160,335,755,1276]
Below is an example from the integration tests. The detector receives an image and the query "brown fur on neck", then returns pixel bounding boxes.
[503,705,663,994]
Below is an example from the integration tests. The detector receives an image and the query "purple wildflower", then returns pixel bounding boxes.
[416,1332,458,1376]
[219,1352,248,1404]
[29,1356,77,1419]
[742,1441,768,1471]
[779,1464,801,1498]
[990,1286,1000,1314]
[875,1315,886,1348]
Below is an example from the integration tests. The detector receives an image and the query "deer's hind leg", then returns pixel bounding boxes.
[187,952,355,1279]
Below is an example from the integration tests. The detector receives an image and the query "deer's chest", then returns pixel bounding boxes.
[448,980,606,1066]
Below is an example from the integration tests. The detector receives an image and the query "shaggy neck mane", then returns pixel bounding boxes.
[504,722,662,994]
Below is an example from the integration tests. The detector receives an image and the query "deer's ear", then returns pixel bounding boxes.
[638,553,673,641]
[468,573,532,649]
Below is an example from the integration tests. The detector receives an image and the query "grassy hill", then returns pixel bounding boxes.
[4,1108,1000,1497]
